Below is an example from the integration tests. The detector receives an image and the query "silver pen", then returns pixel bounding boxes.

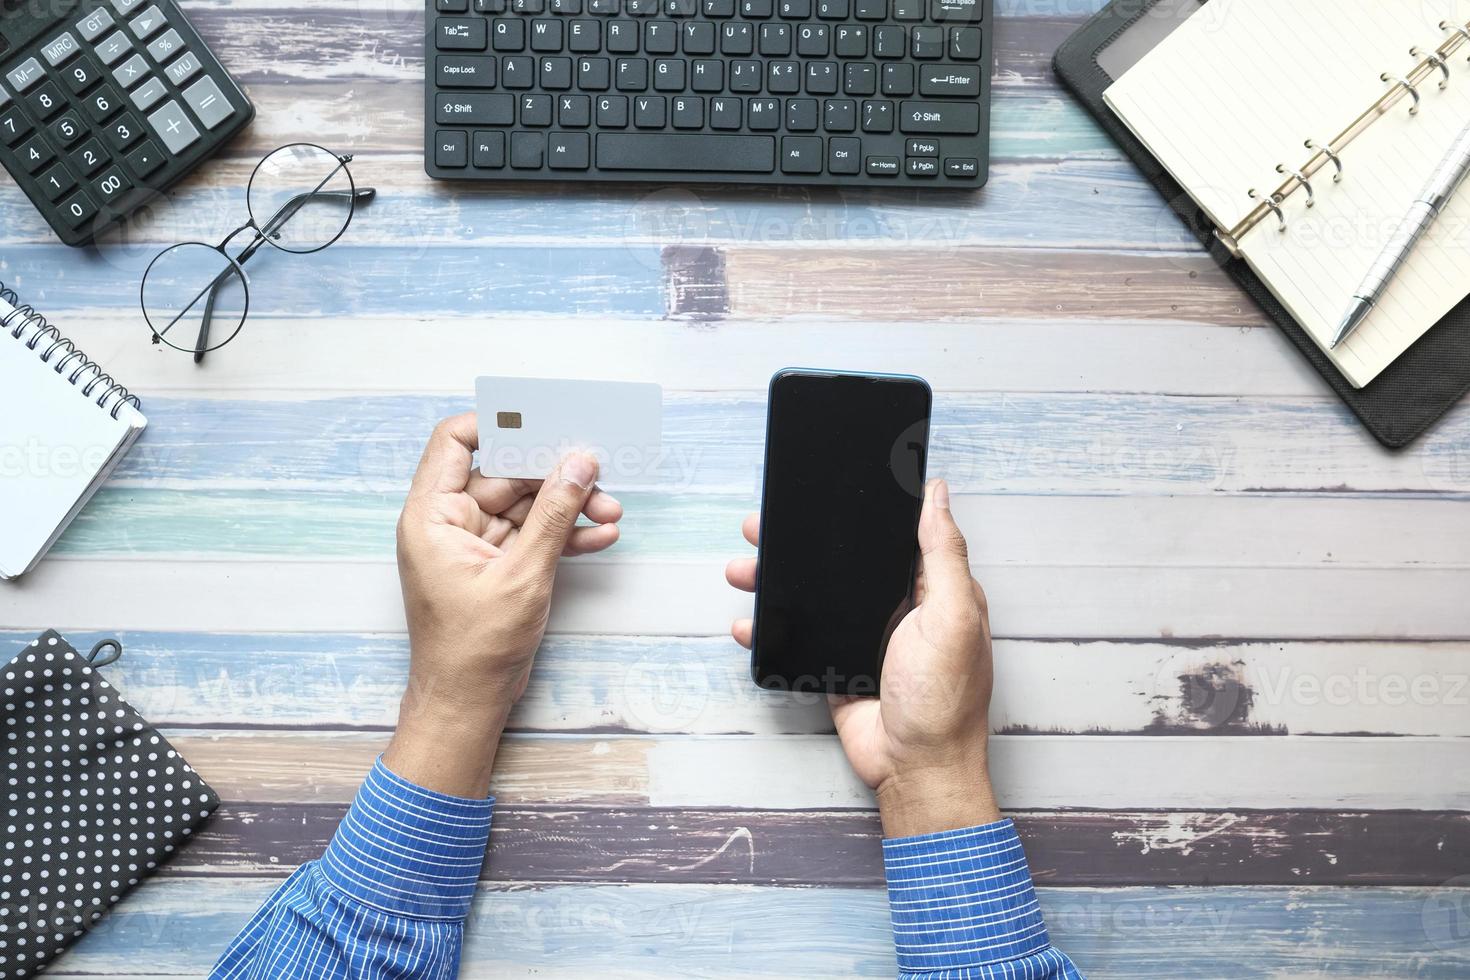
[1331,117,1470,349]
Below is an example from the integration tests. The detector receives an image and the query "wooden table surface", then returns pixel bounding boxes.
[3,0,1469,975]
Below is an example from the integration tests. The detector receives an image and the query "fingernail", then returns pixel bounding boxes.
[932,478,950,510]
[560,452,597,490]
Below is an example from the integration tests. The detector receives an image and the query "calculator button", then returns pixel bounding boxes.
[84,84,123,121]
[182,76,233,129]
[130,75,166,111]
[77,7,117,41]
[113,53,149,88]
[163,51,202,86]
[104,112,143,150]
[96,31,133,66]
[147,99,199,153]
[51,113,86,146]
[68,136,108,175]
[41,32,82,67]
[109,0,147,14]
[125,138,165,177]
[62,57,101,94]
[146,28,185,62]
[27,82,66,119]
[92,164,133,202]
[58,189,99,227]
[0,83,9,108]
[6,58,45,93]
[0,108,32,145]
[128,6,167,39]
[16,135,56,173]
[38,163,77,201]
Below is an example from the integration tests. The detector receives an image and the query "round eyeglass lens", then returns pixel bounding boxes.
[247,143,356,254]
[141,242,249,354]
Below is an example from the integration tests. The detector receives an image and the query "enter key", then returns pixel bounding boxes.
[918,65,980,97]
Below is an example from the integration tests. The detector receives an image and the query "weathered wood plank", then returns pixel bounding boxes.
[9,558,1469,639]
[156,730,1470,810]
[175,803,1470,887]
[52,878,1470,978]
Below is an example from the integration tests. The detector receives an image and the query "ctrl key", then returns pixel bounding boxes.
[435,129,468,167]
[57,188,99,228]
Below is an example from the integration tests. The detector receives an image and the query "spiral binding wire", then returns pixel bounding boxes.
[0,280,141,420]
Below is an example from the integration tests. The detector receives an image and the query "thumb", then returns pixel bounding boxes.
[916,478,974,608]
[514,452,600,576]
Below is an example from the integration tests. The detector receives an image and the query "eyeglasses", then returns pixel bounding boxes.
[140,143,376,362]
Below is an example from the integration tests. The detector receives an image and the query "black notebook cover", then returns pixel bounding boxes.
[0,631,218,977]
[1053,0,1470,449]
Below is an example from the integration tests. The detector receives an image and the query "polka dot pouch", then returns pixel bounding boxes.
[2,630,219,977]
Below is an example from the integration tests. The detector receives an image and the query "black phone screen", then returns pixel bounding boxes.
[751,370,931,695]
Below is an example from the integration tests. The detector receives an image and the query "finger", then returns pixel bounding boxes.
[493,484,621,528]
[732,618,752,649]
[464,473,542,516]
[742,513,760,548]
[511,452,601,576]
[916,478,977,609]
[409,413,480,499]
[725,557,757,592]
[562,522,621,556]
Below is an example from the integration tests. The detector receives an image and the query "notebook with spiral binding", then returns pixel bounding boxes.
[0,283,146,579]
[1055,0,1470,448]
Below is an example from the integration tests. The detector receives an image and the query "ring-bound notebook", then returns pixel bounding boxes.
[1055,0,1470,448]
[0,283,146,578]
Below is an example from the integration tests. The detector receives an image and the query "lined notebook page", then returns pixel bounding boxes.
[1105,0,1470,387]
[0,296,146,578]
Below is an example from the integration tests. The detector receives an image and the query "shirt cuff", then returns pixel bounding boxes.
[319,756,495,920]
[883,819,1050,974]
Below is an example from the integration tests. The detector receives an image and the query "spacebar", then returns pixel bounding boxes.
[597,134,775,172]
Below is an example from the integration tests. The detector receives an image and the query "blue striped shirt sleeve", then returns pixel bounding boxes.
[883,819,1085,979]
[210,757,494,979]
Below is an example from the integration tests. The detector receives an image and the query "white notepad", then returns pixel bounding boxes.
[1104,0,1470,388]
[0,291,147,579]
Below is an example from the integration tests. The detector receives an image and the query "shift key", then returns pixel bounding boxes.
[899,100,979,134]
[435,92,512,125]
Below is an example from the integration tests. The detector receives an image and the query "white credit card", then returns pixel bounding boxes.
[476,376,663,481]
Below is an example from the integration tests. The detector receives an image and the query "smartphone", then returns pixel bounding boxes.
[750,369,932,696]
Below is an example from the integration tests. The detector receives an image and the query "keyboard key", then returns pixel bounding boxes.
[823,98,855,131]
[930,0,981,21]
[797,23,829,56]
[510,130,544,167]
[547,131,590,168]
[596,93,628,125]
[570,19,602,52]
[853,0,884,18]
[944,156,977,177]
[104,112,144,150]
[493,18,526,50]
[62,57,102,94]
[747,96,778,129]
[502,56,534,87]
[906,137,937,156]
[37,163,77,200]
[438,0,470,9]
[633,94,664,126]
[521,92,552,125]
[579,56,611,89]
[164,51,203,86]
[531,19,564,51]
[861,98,892,132]
[864,154,898,175]
[881,62,913,94]
[84,84,123,121]
[146,99,200,153]
[434,128,468,166]
[77,8,117,42]
[435,92,514,125]
[128,6,167,39]
[834,25,866,57]
[541,56,573,89]
[69,137,108,175]
[950,26,981,60]
[709,95,740,128]
[183,76,234,128]
[51,113,86,146]
[596,132,773,171]
[844,62,875,94]
[113,53,150,88]
[780,135,822,173]
[28,82,66,119]
[0,108,32,145]
[41,31,82,67]
[785,97,816,130]
[6,57,44,93]
[904,155,937,176]
[899,99,978,133]
[911,25,942,59]
[146,28,186,61]
[671,94,702,127]
[438,55,497,87]
[125,137,166,177]
[828,135,860,173]
[918,63,979,97]
[472,129,506,166]
[95,32,133,66]
[58,189,99,227]
[130,75,167,111]
[17,135,55,173]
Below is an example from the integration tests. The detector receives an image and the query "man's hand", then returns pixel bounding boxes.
[726,478,1001,837]
[385,413,623,797]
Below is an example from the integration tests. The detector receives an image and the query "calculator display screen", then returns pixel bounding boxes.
[1,0,79,54]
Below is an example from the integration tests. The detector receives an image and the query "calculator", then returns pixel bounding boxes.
[0,0,253,247]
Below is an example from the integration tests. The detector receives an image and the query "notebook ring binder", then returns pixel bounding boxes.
[1276,164,1315,207]
[1381,73,1422,114]
[1411,47,1451,88]
[1248,189,1287,232]
[42,336,76,364]
[1305,140,1344,182]
[1442,22,1470,56]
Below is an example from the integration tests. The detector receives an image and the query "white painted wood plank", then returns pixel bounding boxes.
[6,558,1468,639]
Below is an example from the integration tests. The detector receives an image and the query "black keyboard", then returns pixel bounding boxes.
[0,0,252,247]
[424,0,993,187]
